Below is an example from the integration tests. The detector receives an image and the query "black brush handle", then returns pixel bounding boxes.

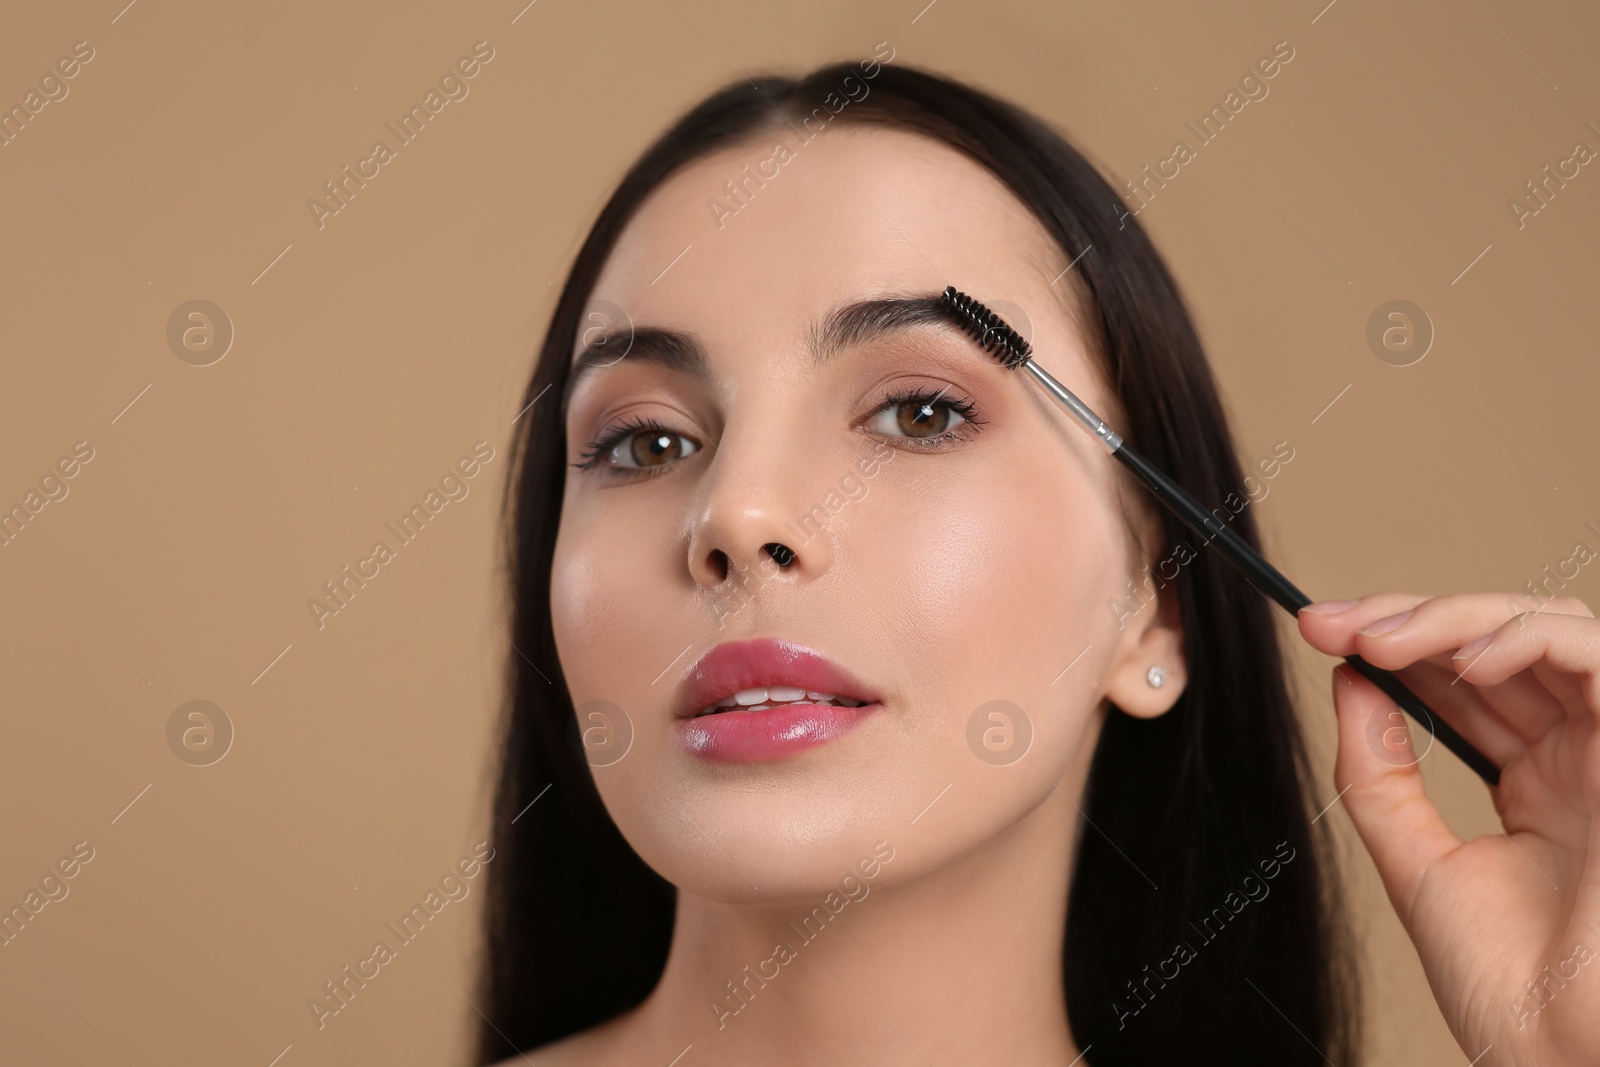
[1111,440,1501,786]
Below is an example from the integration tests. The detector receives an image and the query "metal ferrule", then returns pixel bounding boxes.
[1023,360,1122,452]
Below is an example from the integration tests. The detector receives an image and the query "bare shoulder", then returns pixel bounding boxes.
[483,1012,633,1067]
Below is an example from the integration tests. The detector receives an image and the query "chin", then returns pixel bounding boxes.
[590,717,1080,905]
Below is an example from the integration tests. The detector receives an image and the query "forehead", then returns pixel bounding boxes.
[585,125,1068,352]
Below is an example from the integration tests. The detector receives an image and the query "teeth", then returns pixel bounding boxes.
[694,690,869,717]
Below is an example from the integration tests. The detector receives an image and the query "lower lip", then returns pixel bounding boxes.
[675,702,880,762]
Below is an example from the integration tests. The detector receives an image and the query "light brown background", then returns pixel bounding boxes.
[2,0,1597,1063]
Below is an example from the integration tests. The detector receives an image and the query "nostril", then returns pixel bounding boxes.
[764,542,795,568]
[706,548,731,583]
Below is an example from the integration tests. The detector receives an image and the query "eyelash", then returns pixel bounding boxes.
[572,414,674,473]
[870,387,985,449]
[572,387,985,476]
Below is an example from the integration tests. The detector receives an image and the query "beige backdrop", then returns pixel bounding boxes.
[3,0,1597,1063]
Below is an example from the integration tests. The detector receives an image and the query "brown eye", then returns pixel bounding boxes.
[868,396,969,440]
[613,430,698,468]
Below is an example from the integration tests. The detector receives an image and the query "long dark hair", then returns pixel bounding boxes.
[475,59,1360,1066]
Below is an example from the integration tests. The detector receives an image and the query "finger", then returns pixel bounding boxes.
[1379,657,1528,768]
[1297,592,1594,660]
[1387,642,1566,743]
[1446,657,1564,747]
[1297,592,1432,656]
[1329,663,1464,925]
[1357,594,1598,675]
[1532,658,1593,726]
[1312,595,1536,761]
[1452,611,1600,721]
[1500,605,1598,726]
[1347,594,1588,744]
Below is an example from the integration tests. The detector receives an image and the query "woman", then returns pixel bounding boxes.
[474,56,1600,1065]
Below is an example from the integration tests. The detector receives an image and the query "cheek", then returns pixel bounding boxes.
[551,515,694,866]
[858,454,1116,710]
[550,512,662,705]
[794,454,1120,891]
[853,447,1123,816]
[550,533,611,680]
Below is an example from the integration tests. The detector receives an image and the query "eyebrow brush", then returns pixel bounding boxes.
[939,285,1501,786]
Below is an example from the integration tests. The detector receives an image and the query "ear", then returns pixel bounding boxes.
[1103,576,1187,719]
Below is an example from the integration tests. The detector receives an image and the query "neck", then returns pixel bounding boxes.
[605,780,1085,1066]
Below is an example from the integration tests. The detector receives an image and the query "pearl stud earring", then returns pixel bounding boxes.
[1146,665,1166,688]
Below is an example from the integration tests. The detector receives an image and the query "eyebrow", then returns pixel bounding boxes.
[561,292,963,414]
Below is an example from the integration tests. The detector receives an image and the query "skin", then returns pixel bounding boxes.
[538,126,1182,1067]
[519,124,1600,1066]
[1298,593,1600,1066]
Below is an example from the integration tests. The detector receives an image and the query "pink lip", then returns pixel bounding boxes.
[672,638,882,763]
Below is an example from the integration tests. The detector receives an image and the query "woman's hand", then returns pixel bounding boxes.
[1297,593,1600,1067]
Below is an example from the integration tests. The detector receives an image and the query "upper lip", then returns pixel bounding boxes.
[673,638,881,719]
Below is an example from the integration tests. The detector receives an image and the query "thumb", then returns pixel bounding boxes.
[1330,663,1463,926]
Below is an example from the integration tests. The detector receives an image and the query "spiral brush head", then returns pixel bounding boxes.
[940,285,1033,370]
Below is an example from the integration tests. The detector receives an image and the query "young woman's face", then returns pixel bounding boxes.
[551,125,1185,902]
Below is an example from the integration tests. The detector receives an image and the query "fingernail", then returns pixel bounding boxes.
[1357,610,1413,636]
[1453,634,1492,660]
[1301,599,1358,616]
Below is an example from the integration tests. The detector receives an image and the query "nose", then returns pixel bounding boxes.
[685,440,834,599]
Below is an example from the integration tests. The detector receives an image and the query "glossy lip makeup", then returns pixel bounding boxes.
[673,638,883,762]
